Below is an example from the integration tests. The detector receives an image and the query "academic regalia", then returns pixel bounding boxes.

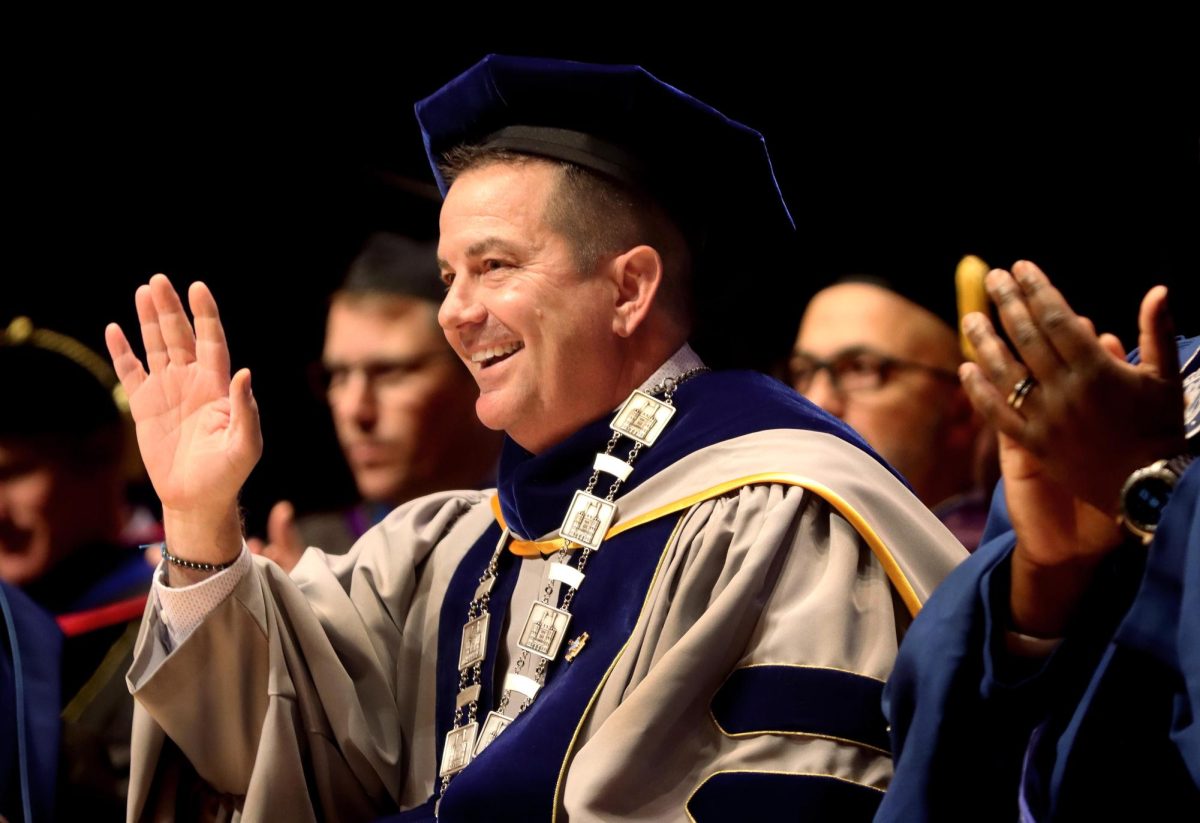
[126,54,968,822]
[126,370,965,821]
[1,580,62,822]
[2,546,155,822]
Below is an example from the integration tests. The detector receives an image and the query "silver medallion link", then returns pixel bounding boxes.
[438,370,706,789]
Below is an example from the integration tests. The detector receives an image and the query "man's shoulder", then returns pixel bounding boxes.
[625,380,966,611]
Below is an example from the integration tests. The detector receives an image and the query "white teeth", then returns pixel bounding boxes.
[471,341,524,364]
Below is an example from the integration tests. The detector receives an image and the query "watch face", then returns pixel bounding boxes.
[1126,475,1175,530]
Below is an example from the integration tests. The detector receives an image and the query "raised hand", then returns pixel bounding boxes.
[958,261,1186,636]
[960,261,1184,516]
[106,275,262,571]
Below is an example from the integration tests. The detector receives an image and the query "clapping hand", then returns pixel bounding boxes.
[958,261,1185,636]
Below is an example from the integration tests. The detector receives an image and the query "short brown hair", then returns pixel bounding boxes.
[439,146,693,328]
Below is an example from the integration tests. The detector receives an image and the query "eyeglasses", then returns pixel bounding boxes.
[310,352,455,399]
[788,346,959,395]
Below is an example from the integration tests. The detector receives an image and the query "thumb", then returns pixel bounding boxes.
[229,368,264,467]
[268,500,303,553]
[1137,286,1180,379]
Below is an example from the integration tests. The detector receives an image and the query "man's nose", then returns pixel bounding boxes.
[332,371,379,429]
[438,277,487,332]
[802,370,846,418]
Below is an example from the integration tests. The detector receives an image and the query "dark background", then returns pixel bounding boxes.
[7,31,1198,533]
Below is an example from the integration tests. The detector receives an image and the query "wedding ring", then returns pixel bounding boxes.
[1006,376,1037,410]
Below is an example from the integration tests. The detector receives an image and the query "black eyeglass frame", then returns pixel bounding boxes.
[788,345,960,395]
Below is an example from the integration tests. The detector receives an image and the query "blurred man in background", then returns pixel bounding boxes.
[792,277,993,549]
[253,233,502,568]
[1,316,159,820]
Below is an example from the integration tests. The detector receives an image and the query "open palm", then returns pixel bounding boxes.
[106,275,262,518]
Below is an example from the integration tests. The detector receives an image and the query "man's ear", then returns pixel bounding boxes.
[609,245,664,338]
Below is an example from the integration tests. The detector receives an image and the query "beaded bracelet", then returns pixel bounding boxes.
[144,542,237,573]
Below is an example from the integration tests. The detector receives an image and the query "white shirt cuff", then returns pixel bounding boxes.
[154,545,252,647]
[1004,629,1063,658]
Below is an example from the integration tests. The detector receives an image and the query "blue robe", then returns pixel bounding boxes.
[879,337,1200,822]
[1,581,62,822]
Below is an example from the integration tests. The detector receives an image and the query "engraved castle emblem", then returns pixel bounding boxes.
[459,614,489,670]
[527,614,558,654]
[570,500,603,542]
[474,711,514,757]
[440,722,478,776]
[518,602,572,660]
[620,399,658,440]
[559,490,616,550]
[611,390,676,446]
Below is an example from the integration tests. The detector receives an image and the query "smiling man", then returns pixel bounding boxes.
[109,57,965,822]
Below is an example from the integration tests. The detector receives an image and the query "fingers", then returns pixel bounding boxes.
[960,361,1028,441]
[189,281,232,381]
[1136,285,1180,380]
[960,310,1033,438]
[1009,260,1102,367]
[985,266,1064,380]
[105,322,148,395]
[963,311,1025,387]
[135,284,169,373]
[149,273,197,366]
[129,275,231,382]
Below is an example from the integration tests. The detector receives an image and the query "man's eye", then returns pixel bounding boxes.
[325,367,350,389]
[482,259,510,272]
[788,358,817,379]
[367,363,415,386]
[842,356,877,374]
[440,271,456,288]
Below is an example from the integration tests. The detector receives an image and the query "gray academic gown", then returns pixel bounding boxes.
[125,422,965,821]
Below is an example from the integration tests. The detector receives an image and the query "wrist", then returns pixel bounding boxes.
[1008,548,1103,638]
[162,504,244,566]
[1117,452,1196,544]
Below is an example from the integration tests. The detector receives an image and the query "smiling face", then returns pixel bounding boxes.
[437,160,630,453]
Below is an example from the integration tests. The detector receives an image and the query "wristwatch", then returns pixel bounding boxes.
[1118,454,1196,544]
